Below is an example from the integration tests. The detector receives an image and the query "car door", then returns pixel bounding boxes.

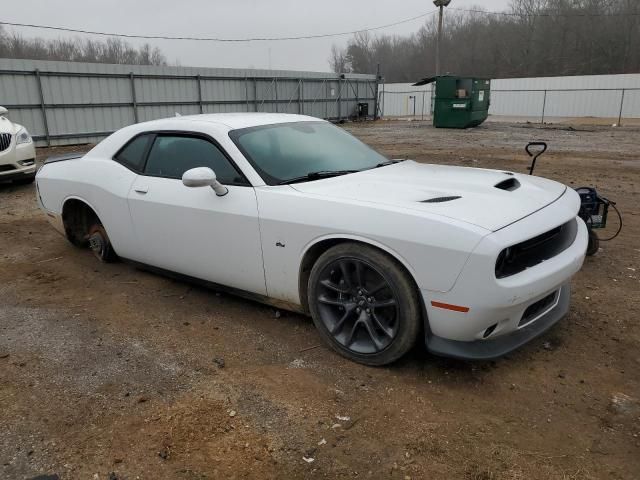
[126,132,267,296]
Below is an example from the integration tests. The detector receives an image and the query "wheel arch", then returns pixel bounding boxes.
[297,234,425,316]
[61,196,104,247]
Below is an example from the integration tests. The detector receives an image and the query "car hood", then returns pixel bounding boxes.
[290,160,567,232]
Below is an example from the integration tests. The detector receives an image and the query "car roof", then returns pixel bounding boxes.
[143,113,322,131]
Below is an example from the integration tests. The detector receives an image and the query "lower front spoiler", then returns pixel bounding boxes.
[425,285,570,361]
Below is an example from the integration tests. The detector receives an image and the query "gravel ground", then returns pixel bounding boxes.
[0,120,639,480]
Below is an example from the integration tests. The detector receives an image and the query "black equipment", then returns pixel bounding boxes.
[525,142,622,256]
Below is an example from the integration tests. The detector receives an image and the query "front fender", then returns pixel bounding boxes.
[255,186,488,305]
[300,233,420,287]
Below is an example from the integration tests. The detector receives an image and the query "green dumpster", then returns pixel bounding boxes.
[413,76,491,129]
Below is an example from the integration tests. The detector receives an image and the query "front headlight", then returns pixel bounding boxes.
[16,127,32,145]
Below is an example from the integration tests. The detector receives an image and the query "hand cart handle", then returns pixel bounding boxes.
[526,141,547,175]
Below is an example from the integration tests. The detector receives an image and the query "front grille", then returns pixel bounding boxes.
[495,219,578,278]
[0,164,15,172]
[0,133,11,152]
[519,290,558,326]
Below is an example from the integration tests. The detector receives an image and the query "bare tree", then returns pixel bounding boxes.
[330,0,640,81]
[0,27,167,65]
[329,45,350,73]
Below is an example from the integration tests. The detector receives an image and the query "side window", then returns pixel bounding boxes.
[114,134,152,172]
[144,135,246,185]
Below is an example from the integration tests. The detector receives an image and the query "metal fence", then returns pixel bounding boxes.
[491,87,640,124]
[379,85,640,124]
[0,59,379,146]
[379,88,433,120]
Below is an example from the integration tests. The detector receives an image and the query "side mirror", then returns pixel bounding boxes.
[0,106,8,116]
[182,167,228,196]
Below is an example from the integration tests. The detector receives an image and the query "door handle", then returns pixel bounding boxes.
[134,186,149,194]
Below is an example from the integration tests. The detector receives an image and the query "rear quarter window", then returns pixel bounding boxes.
[114,134,153,172]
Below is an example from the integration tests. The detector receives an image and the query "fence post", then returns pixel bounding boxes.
[253,78,258,112]
[373,64,380,120]
[618,89,626,126]
[541,89,547,124]
[274,78,278,113]
[430,86,435,116]
[421,91,426,120]
[34,69,51,147]
[381,77,385,118]
[353,79,359,113]
[196,75,203,114]
[129,72,139,123]
[244,76,249,112]
[299,79,304,115]
[338,76,343,121]
[325,80,329,119]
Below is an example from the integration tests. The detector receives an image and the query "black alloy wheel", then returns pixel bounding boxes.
[308,243,421,366]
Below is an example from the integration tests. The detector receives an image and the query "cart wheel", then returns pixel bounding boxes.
[586,230,600,256]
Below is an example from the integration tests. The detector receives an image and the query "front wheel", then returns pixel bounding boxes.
[308,243,421,366]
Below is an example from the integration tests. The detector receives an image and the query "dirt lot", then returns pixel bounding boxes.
[1,120,639,480]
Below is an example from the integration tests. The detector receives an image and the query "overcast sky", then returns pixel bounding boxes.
[9,0,511,72]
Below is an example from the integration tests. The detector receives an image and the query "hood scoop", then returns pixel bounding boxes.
[495,178,521,191]
[421,195,462,203]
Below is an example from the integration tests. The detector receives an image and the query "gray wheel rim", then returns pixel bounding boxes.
[316,257,399,355]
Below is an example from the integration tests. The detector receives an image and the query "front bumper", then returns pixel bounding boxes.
[0,166,37,182]
[0,140,36,182]
[420,189,588,360]
[426,284,570,360]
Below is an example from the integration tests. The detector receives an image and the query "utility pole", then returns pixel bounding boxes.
[433,0,451,76]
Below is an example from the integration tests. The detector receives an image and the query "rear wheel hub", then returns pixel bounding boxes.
[88,232,105,259]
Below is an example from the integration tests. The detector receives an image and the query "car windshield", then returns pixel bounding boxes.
[229,121,389,185]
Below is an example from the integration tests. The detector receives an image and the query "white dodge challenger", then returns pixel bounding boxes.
[36,113,588,365]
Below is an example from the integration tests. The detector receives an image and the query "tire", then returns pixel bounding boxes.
[87,224,118,263]
[12,175,35,185]
[308,243,421,366]
[586,230,600,256]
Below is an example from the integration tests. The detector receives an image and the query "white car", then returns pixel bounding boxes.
[0,106,37,184]
[36,113,588,365]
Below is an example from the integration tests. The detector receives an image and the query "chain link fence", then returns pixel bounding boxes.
[379,85,640,125]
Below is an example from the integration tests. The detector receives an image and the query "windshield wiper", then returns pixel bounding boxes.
[372,159,406,169]
[278,170,359,185]
[278,161,405,185]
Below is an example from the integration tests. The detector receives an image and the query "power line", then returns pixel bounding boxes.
[0,10,438,43]
[1,7,635,45]
[450,7,640,18]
